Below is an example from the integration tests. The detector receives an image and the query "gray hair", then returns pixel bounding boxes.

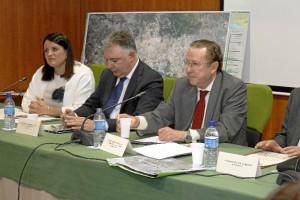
[103,30,137,52]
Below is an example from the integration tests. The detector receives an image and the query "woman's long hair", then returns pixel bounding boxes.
[42,32,75,81]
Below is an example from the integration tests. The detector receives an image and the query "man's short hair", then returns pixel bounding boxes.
[190,39,223,71]
[103,30,137,52]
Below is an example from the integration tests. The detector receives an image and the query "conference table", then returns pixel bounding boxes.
[0,121,279,200]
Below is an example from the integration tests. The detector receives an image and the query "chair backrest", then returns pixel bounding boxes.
[90,64,107,88]
[163,77,176,101]
[246,83,273,147]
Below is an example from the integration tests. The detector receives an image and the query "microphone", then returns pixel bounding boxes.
[80,91,146,130]
[0,77,28,93]
[70,90,147,145]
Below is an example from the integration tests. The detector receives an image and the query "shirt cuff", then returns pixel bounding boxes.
[136,116,148,130]
[190,129,200,142]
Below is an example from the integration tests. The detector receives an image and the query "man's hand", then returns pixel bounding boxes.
[158,127,185,142]
[283,146,300,157]
[62,115,94,131]
[60,109,94,131]
[60,109,76,127]
[255,140,285,153]
[116,114,139,132]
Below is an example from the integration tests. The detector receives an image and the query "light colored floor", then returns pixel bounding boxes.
[0,177,64,200]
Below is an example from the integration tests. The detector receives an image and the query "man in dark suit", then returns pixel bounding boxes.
[61,30,163,132]
[256,88,300,157]
[117,39,247,146]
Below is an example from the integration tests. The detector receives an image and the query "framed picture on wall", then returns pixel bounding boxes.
[81,11,231,78]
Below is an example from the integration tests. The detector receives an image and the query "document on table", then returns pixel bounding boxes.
[107,155,205,178]
[133,143,192,159]
[245,150,294,168]
[0,108,59,122]
[131,136,167,144]
[43,124,73,134]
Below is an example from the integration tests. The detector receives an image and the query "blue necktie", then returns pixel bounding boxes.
[104,77,127,116]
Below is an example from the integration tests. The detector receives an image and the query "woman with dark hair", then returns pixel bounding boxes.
[22,32,95,117]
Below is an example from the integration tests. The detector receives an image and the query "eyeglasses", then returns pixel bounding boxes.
[184,60,212,69]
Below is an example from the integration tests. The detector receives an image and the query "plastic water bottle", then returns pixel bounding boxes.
[93,108,106,147]
[204,120,219,170]
[3,93,16,131]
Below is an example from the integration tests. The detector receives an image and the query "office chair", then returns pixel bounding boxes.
[246,83,273,147]
[90,64,107,88]
[163,77,176,101]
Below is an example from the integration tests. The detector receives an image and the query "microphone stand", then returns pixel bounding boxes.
[71,91,147,145]
[0,77,28,93]
[80,91,146,131]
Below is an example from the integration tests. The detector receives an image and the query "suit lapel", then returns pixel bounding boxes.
[204,72,222,126]
[120,61,143,109]
[181,81,198,128]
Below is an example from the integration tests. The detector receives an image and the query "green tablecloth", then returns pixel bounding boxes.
[0,129,279,200]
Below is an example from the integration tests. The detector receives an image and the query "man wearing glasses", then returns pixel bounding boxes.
[117,39,247,146]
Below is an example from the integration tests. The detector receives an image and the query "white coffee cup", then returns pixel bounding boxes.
[191,142,205,167]
[120,118,132,138]
[27,114,38,120]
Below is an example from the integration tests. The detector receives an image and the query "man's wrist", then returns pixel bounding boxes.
[134,117,140,128]
[184,129,200,143]
[184,130,192,143]
[135,116,147,130]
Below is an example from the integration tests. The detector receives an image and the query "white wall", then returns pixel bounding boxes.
[224,0,300,89]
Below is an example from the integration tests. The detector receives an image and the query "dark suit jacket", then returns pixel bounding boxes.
[75,60,163,132]
[140,71,247,146]
[274,88,300,147]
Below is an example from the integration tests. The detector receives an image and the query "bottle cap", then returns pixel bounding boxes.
[6,93,12,98]
[208,120,216,127]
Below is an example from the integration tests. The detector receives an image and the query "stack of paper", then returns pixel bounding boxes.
[133,143,192,159]
[131,136,167,144]
[246,150,294,168]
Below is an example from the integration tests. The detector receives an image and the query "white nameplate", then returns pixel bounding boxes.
[216,152,261,178]
[16,118,43,137]
[100,133,135,156]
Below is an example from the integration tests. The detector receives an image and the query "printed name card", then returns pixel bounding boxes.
[16,118,43,137]
[216,152,261,178]
[101,133,135,156]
